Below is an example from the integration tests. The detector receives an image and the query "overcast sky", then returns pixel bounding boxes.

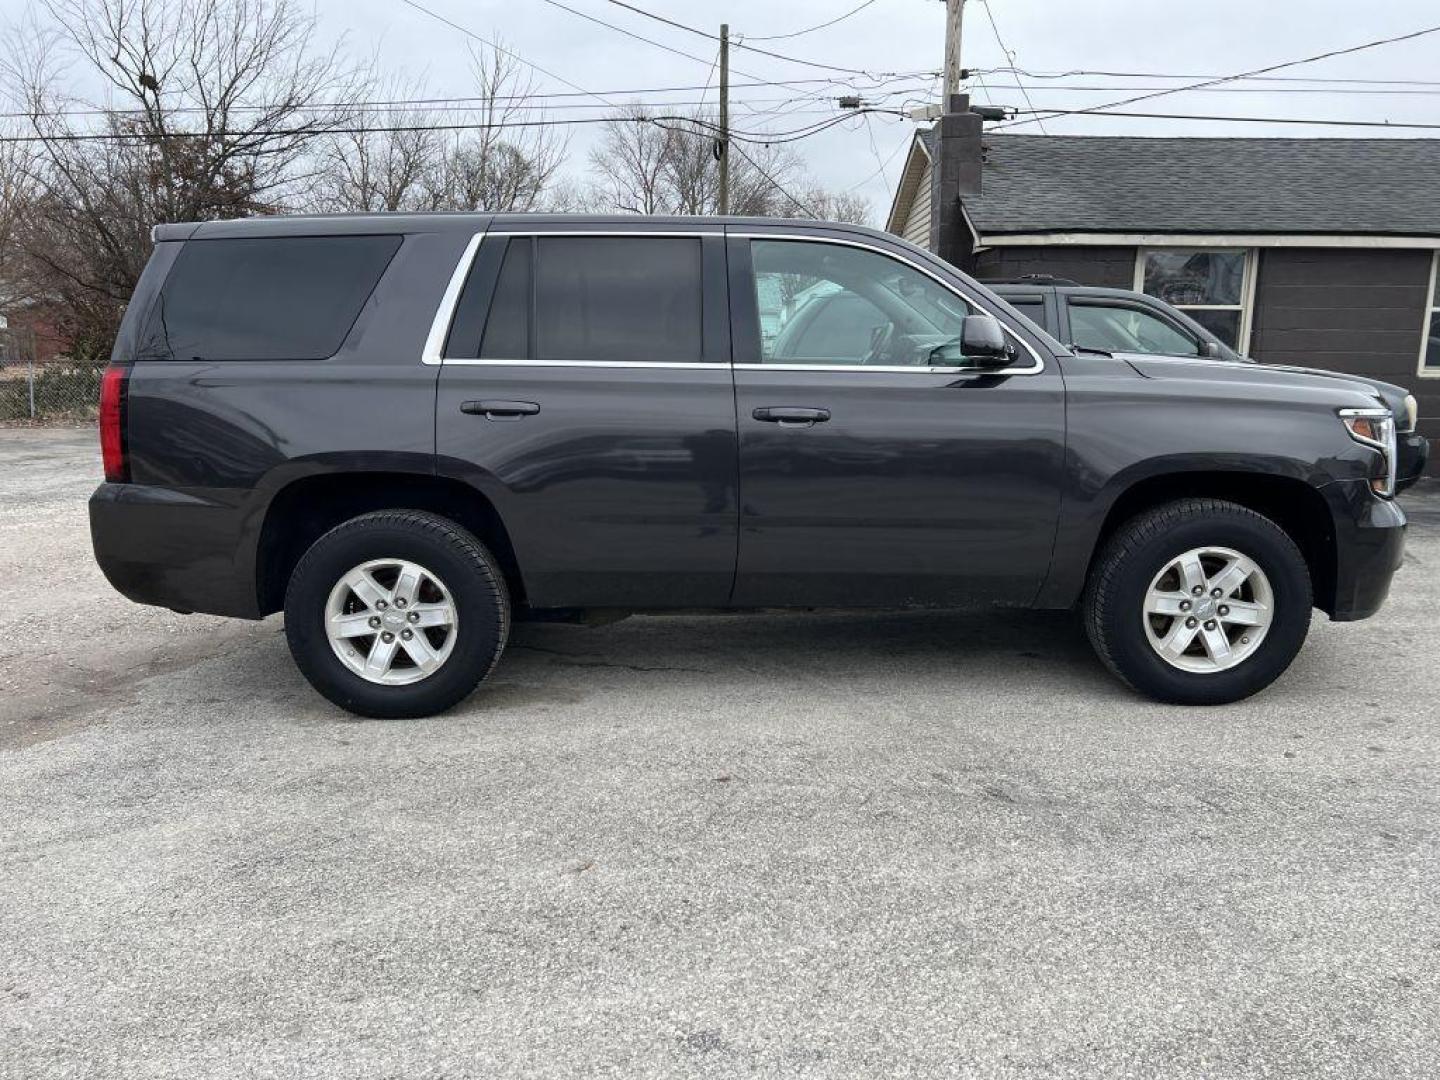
[7,0,1439,222]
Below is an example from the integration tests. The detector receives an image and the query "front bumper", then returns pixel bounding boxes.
[89,482,261,618]
[1321,479,1407,622]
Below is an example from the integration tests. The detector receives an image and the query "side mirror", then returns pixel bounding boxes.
[1198,340,1220,358]
[928,314,1017,368]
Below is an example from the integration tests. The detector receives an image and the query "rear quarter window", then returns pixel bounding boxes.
[153,235,402,361]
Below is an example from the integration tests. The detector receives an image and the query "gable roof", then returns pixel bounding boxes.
[965,135,1440,238]
[884,129,936,235]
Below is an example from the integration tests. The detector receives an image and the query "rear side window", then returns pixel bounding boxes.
[1003,297,1047,329]
[532,237,702,363]
[156,235,401,361]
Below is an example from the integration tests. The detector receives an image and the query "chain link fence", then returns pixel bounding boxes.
[0,325,103,423]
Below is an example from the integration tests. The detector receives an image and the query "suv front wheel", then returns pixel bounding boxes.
[285,511,510,718]
[1083,498,1313,705]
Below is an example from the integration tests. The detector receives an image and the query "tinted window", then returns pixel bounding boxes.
[158,235,400,361]
[1070,303,1199,356]
[1005,298,1047,329]
[481,238,532,359]
[534,237,702,363]
[753,239,971,366]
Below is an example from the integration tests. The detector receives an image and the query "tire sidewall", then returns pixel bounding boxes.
[1099,512,1312,705]
[285,517,506,718]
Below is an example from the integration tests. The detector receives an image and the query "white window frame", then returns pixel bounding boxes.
[1419,251,1440,379]
[1133,247,1258,356]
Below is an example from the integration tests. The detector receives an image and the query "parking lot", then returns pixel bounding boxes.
[2,426,1437,1079]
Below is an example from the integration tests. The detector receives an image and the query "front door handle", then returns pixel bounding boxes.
[752,406,830,426]
[461,399,540,419]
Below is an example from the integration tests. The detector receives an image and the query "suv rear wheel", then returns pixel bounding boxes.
[284,510,509,718]
[1083,498,1312,705]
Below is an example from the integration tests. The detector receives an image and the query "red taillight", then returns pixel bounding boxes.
[99,365,129,483]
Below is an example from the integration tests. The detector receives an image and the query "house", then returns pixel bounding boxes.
[887,96,1440,456]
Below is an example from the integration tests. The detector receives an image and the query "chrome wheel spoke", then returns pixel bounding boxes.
[364,634,400,678]
[1199,625,1233,665]
[1220,600,1266,627]
[1207,557,1254,600]
[331,612,377,639]
[1177,553,1207,594]
[399,632,442,673]
[392,562,424,606]
[1158,619,1200,659]
[1146,591,1191,617]
[344,569,388,610]
[410,603,453,629]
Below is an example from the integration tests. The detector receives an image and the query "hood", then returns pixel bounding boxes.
[1118,353,1409,426]
[1257,364,1413,431]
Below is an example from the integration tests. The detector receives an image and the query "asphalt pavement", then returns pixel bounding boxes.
[2,427,1436,1079]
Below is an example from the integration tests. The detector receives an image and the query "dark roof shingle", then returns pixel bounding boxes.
[964,135,1440,237]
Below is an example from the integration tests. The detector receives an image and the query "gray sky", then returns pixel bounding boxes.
[8,0,1440,222]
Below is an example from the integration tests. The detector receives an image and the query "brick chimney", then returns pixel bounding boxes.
[932,93,983,269]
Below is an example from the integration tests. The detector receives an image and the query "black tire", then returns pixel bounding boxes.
[284,510,510,718]
[1082,498,1312,706]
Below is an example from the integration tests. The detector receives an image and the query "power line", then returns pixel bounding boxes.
[396,0,622,111]
[978,0,1047,135]
[749,0,882,42]
[0,107,904,146]
[985,67,1440,87]
[535,0,764,81]
[602,0,923,77]
[727,139,820,216]
[1005,108,1440,131]
[0,75,937,124]
[996,22,1440,130]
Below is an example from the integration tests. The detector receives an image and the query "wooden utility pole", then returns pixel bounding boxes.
[718,22,730,215]
[943,0,965,99]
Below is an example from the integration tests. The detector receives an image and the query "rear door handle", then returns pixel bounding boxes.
[752,406,830,426]
[461,399,540,419]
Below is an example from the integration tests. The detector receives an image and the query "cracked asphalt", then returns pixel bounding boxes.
[2,428,1437,1079]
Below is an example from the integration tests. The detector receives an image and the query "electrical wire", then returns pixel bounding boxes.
[1003,108,1440,131]
[996,22,1440,130]
[602,0,927,77]
[535,0,765,81]
[978,0,1047,134]
[748,0,882,42]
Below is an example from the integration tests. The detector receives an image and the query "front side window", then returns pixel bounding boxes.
[1070,302,1199,357]
[1423,252,1440,373]
[1140,248,1249,349]
[156,235,401,361]
[753,239,972,366]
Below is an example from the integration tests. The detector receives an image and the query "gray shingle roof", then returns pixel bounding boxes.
[964,135,1440,237]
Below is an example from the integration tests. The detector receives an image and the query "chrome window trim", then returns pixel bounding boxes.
[438,358,720,370]
[421,232,484,366]
[422,227,1049,374]
[733,231,1046,375]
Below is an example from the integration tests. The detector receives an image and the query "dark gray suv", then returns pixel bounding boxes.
[90,214,1417,717]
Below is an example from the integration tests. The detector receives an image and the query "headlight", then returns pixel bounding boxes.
[1402,394,1419,433]
[1339,407,1397,498]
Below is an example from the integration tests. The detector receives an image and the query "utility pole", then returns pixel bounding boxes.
[943,0,965,99]
[718,22,730,215]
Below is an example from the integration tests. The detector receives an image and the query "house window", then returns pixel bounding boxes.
[1422,252,1440,375]
[1136,248,1253,351]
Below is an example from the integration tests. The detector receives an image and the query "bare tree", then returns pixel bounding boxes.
[312,44,566,214]
[3,0,366,359]
[586,108,868,223]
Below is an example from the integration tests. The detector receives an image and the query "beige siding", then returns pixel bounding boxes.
[901,160,932,250]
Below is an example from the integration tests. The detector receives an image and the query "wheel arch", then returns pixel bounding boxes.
[254,471,526,616]
[1083,471,1338,616]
